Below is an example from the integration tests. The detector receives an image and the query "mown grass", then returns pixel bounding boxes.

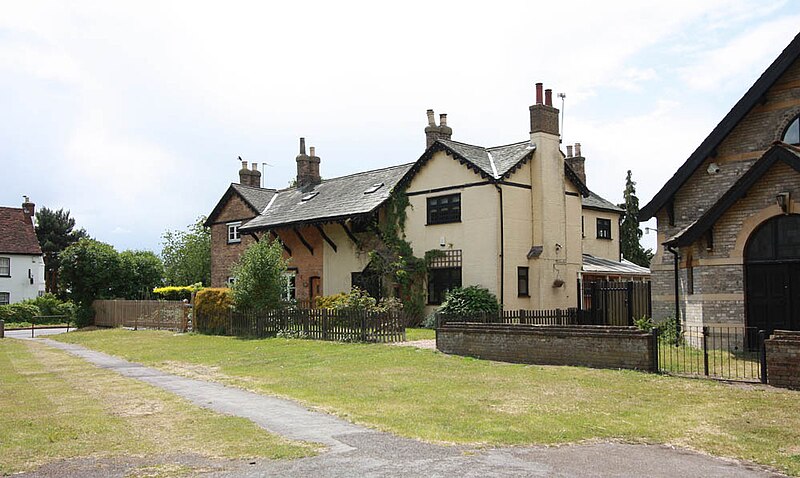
[0,338,314,475]
[404,327,435,341]
[56,329,800,476]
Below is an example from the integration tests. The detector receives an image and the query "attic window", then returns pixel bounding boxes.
[783,116,799,145]
[301,192,319,202]
[364,183,384,194]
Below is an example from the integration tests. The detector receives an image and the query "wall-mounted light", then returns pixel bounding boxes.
[776,192,791,214]
[439,236,446,248]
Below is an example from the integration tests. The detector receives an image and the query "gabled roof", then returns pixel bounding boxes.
[582,254,650,276]
[239,163,414,231]
[401,139,590,196]
[0,207,42,255]
[583,190,623,213]
[665,143,800,247]
[204,183,277,226]
[640,31,800,221]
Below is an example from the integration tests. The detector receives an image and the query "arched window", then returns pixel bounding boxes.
[783,115,800,145]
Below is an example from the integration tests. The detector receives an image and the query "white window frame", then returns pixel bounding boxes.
[227,222,242,244]
[227,277,236,286]
[0,292,9,305]
[283,270,297,301]
[0,257,9,277]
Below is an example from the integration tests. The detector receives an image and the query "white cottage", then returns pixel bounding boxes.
[0,198,45,304]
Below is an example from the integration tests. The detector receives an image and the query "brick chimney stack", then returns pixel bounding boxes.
[21,196,35,224]
[424,109,453,148]
[530,82,559,137]
[296,138,321,190]
[565,142,586,186]
[238,160,261,187]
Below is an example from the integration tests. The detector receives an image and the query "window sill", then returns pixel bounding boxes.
[426,220,462,226]
[596,237,613,241]
[227,240,242,245]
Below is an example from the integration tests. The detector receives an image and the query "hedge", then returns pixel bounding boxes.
[152,284,203,301]
[0,303,41,325]
[193,288,233,334]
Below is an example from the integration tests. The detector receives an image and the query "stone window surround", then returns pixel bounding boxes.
[781,114,799,145]
[227,222,241,244]
[0,257,9,277]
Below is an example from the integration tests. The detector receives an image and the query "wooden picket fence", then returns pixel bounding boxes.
[196,307,406,343]
[93,299,188,331]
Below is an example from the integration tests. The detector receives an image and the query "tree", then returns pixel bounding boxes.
[161,217,211,286]
[619,170,654,268]
[230,238,288,311]
[59,238,121,314]
[117,250,164,299]
[35,207,88,295]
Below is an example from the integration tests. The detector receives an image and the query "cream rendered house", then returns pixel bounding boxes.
[211,83,642,313]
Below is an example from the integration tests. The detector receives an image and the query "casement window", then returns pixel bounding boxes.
[427,193,461,225]
[0,292,9,305]
[517,267,529,297]
[0,257,9,277]
[596,218,612,240]
[783,115,799,145]
[427,250,462,305]
[227,222,241,244]
[283,270,297,301]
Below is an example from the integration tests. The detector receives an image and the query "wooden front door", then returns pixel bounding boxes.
[745,214,800,335]
[309,276,321,306]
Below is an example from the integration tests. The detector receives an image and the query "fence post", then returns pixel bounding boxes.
[0,319,4,338]
[31,315,35,338]
[626,281,634,326]
[759,329,768,384]
[646,281,653,319]
[702,326,709,377]
[651,327,659,372]
[361,312,367,342]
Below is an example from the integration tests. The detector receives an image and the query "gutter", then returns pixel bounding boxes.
[495,184,504,306]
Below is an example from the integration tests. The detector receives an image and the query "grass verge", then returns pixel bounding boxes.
[0,338,314,475]
[404,328,435,341]
[56,329,800,476]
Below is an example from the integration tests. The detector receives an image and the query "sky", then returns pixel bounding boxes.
[2,1,799,255]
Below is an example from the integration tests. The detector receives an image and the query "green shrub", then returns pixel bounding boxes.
[439,286,500,315]
[194,288,233,334]
[74,305,95,328]
[634,316,654,331]
[314,288,403,313]
[152,283,203,301]
[16,294,77,324]
[655,315,682,345]
[0,303,41,324]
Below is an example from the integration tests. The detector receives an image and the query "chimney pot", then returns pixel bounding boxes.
[535,83,543,104]
[439,114,447,127]
[241,160,248,169]
[309,146,316,157]
[575,143,582,157]
[545,89,553,107]
[426,109,436,126]
[299,137,306,154]
[251,163,257,171]
[566,145,573,157]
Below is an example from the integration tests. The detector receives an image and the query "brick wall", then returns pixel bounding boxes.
[210,194,258,287]
[436,324,656,371]
[766,330,800,390]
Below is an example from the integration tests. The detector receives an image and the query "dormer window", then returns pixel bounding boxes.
[783,115,799,145]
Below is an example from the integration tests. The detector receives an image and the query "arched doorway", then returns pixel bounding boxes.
[745,214,800,334]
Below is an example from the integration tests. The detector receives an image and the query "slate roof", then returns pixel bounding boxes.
[437,139,536,179]
[582,254,650,276]
[240,163,415,231]
[583,190,623,213]
[0,207,42,255]
[231,183,277,213]
[665,142,800,247]
[640,31,800,220]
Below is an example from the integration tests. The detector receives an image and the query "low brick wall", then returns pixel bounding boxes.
[437,324,656,371]
[766,330,800,390]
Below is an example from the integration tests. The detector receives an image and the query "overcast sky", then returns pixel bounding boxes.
[2,1,799,255]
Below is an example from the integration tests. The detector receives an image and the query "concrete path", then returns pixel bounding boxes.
[4,327,76,339]
[27,337,784,477]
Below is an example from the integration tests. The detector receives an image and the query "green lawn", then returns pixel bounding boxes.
[0,338,314,475]
[56,329,800,476]
[405,327,435,341]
